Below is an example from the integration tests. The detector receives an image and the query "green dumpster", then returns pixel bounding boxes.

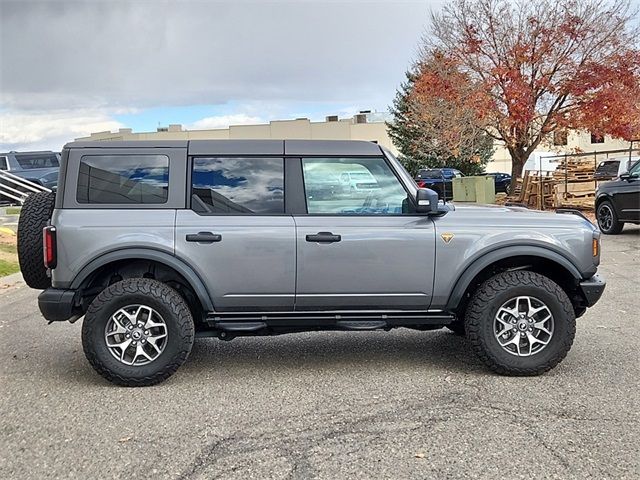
[452,176,495,204]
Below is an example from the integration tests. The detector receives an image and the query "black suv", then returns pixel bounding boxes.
[414,168,463,200]
[595,160,640,234]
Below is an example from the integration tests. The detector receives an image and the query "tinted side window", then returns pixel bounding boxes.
[0,156,7,170]
[15,153,59,169]
[191,157,284,214]
[302,157,409,215]
[77,155,169,204]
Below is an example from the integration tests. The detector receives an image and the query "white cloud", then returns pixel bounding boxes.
[0,110,123,152]
[187,114,265,130]
[0,1,435,111]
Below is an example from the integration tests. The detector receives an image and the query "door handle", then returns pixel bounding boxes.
[186,232,222,243]
[305,232,341,243]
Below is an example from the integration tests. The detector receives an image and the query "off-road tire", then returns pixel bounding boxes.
[465,271,576,376]
[597,200,624,234]
[17,191,55,289]
[82,278,195,387]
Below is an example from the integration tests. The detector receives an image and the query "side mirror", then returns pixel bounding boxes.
[416,188,439,214]
[620,173,631,181]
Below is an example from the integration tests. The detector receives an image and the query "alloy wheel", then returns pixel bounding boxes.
[104,304,168,366]
[493,296,554,357]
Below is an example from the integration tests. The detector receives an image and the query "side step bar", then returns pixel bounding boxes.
[206,310,455,332]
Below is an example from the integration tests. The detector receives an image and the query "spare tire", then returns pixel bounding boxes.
[17,191,55,289]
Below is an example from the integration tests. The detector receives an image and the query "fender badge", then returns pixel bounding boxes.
[441,233,454,244]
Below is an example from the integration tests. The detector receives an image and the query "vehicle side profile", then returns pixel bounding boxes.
[17,140,605,386]
[595,160,640,234]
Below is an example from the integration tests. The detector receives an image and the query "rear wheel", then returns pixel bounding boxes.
[17,191,55,289]
[597,200,623,234]
[82,278,195,386]
[465,271,575,376]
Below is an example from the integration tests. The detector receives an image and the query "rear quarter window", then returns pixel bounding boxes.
[77,155,169,204]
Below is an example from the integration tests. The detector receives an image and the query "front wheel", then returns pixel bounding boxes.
[465,271,576,376]
[82,278,195,386]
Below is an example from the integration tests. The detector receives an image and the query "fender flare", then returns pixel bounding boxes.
[445,245,583,311]
[70,248,214,311]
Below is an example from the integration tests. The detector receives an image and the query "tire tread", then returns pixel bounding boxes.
[465,270,575,376]
[17,191,55,289]
[82,278,194,386]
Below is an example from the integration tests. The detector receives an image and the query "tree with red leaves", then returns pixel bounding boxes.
[419,0,640,186]
[389,52,495,176]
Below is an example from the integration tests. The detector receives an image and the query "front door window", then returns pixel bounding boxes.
[301,157,410,215]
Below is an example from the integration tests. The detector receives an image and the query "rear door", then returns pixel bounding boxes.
[175,156,296,311]
[293,156,435,310]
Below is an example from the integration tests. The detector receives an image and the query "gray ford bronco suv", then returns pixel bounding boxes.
[17,140,605,386]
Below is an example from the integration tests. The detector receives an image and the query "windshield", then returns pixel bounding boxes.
[629,160,640,175]
[596,160,620,176]
[15,153,59,169]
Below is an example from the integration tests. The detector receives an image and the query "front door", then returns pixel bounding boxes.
[294,156,435,310]
[175,156,295,311]
[617,162,640,222]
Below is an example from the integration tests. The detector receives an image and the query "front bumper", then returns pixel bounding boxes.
[579,274,606,307]
[38,288,80,322]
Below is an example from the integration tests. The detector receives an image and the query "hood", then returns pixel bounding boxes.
[447,202,597,231]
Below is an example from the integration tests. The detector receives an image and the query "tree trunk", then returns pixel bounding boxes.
[508,146,529,194]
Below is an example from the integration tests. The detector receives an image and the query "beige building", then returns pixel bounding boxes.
[77,112,634,174]
[77,112,397,154]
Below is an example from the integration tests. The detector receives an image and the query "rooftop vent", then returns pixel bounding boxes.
[325,115,339,122]
[353,114,367,124]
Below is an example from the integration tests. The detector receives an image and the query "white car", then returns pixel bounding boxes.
[339,171,379,191]
[595,156,640,180]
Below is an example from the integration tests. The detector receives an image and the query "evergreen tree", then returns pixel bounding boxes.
[388,61,494,177]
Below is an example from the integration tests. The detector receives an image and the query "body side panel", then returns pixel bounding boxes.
[430,205,597,308]
[51,209,176,288]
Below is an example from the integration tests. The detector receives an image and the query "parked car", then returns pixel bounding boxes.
[338,170,379,192]
[415,168,463,200]
[18,140,604,386]
[482,172,512,194]
[594,156,640,181]
[0,151,60,184]
[595,160,640,234]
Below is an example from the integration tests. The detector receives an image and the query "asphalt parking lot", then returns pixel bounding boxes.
[0,227,638,480]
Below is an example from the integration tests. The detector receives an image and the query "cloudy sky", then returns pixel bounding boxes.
[0,0,440,151]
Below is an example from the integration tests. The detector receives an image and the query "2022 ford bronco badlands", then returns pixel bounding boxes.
[17,140,605,386]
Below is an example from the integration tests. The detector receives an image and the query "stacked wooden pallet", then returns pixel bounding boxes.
[554,180,597,209]
[507,171,556,209]
[505,170,596,210]
[552,157,596,182]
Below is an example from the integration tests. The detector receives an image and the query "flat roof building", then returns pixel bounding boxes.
[76,112,633,174]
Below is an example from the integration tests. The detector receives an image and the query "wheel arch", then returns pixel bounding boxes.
[70,248,214,314]
[445,246,584,315]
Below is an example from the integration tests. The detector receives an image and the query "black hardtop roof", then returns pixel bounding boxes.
[64,139,384,156]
